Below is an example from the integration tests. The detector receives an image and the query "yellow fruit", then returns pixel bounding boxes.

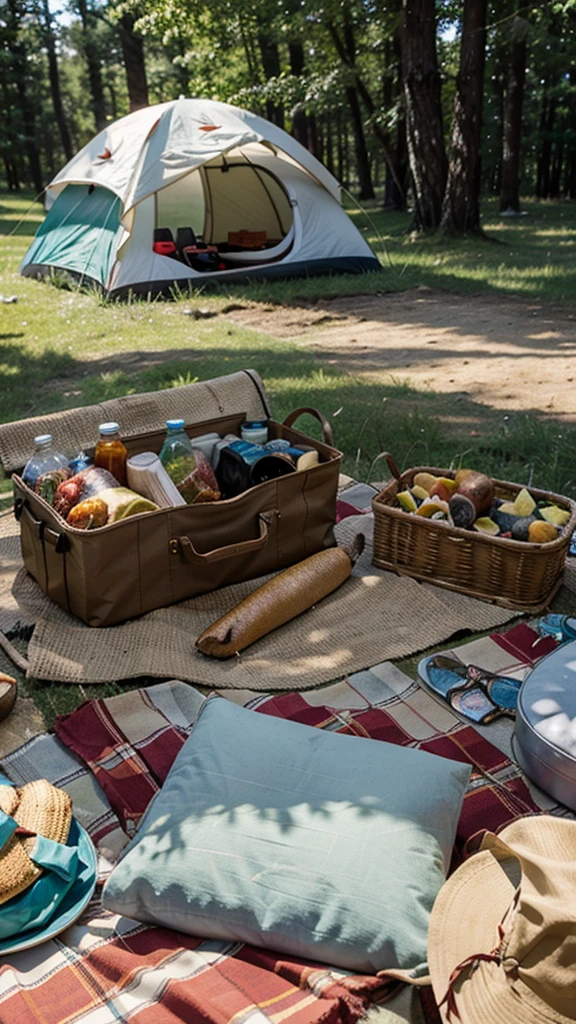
[473,517,500,536]
[416,498,449,517]
[411,485,430,501]
[413,472,438,493]
[540,505,570,527]
[397,490,418,512]
[437,476,458,495]
[498,502,520,516]
[528,520,559,544]
[513,488,536,517]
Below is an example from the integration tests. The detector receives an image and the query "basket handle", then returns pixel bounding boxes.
[376,452,401,480]
[283,407,333,446]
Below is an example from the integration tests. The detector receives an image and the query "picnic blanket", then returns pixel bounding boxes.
[1,634,569,1024]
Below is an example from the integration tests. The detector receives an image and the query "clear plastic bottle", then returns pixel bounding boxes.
[158,420,197,489]
[94,423,128,486]
[22,434,69,488]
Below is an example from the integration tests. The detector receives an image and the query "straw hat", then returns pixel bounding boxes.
[428,815,576,1023]
[0,780,72,905]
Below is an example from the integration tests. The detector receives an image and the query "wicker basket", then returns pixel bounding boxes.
[372,454,576,613]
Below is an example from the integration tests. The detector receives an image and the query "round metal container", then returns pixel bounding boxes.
[515,640,576,812]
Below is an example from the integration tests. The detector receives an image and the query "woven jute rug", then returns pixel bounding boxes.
[1,508,520,688]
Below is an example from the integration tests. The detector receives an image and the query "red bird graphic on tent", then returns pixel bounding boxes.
[97,147,112,160]
[198,124,221,132]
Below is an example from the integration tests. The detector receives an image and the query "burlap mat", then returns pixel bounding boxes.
[1,508,520,688]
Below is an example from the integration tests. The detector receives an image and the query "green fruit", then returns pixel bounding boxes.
[397,489,417,512]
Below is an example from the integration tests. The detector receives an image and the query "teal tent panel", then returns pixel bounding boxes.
[22,185,123,287]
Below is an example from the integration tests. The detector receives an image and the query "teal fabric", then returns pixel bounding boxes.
[20,184,122,287]
[0,775,97,947]
[0,820,96,950]
[103,698,470,974]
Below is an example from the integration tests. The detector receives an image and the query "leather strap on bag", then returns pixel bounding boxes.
[283,407,333,446]
[170,511,274,564]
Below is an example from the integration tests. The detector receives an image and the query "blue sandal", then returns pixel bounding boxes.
[418,654,521,724]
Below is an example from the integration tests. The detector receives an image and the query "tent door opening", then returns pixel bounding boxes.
[154,156,295,272]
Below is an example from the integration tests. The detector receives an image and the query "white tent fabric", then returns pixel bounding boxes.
[49,99,342,210]
[23,98,380,296]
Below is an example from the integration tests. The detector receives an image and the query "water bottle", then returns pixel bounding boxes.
[22,435,69,488]
[159,419,197,487]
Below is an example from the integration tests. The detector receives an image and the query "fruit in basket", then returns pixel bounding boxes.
[540,505,570,527]
[455,472,494,516]
[492,508,520,533]
[411,484,430,502]
[413,472,438,492]
[397,490,418,512]
[416,497,449,517]
[454,468,477,487]
[449,494,476,529]
[512,488,537,517]
[511,516,538,542]
[473,517,500,536]
[430,478,457,502]
[528,520,559,544]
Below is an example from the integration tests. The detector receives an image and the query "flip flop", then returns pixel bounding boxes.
[0,674,17,722]
[418,654,521,724]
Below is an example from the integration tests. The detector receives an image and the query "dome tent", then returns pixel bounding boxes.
[21,98,380,298]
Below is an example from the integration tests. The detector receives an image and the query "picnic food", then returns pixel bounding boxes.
[196,535,364,658]
[67,497,108,529]
[396,468,569,545]
[94,423,128,486]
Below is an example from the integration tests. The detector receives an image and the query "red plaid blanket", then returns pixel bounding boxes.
[0,627,557,1024]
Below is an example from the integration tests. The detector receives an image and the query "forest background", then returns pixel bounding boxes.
[2,0,576,229]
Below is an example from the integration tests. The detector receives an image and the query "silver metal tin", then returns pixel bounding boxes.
[515,640,576,811]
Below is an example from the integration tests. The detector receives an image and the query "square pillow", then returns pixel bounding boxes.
[103,697,470,974]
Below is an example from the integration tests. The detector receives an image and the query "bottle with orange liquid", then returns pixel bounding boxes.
[94,422,128,486]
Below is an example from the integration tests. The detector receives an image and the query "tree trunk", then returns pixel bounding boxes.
[550,135,564,198]
[257,31,284,128]
[346,85,375,199]
[118,13,148,111]
[76,0,107,131]
[41,0,73,161]
[440,0,488,234]
[6,0,43,192]
[288,42,309,149]
[537,90,555,198]
[400,0,447,229]
[499,15,527,213]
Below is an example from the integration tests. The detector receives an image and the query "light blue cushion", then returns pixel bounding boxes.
[103,698,470,974]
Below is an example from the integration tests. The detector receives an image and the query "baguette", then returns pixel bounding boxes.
[196,534,364,659]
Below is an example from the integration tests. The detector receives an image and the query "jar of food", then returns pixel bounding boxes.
[241,420,268,445]
[94,423,128,486]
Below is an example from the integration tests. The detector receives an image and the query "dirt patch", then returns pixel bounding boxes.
[223,290,576,420]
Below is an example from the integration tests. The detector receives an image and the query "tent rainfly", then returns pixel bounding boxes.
[21,98,381,298]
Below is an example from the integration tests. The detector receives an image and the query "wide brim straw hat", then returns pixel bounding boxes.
[428,815,576,1024]
[0,780,72,905]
